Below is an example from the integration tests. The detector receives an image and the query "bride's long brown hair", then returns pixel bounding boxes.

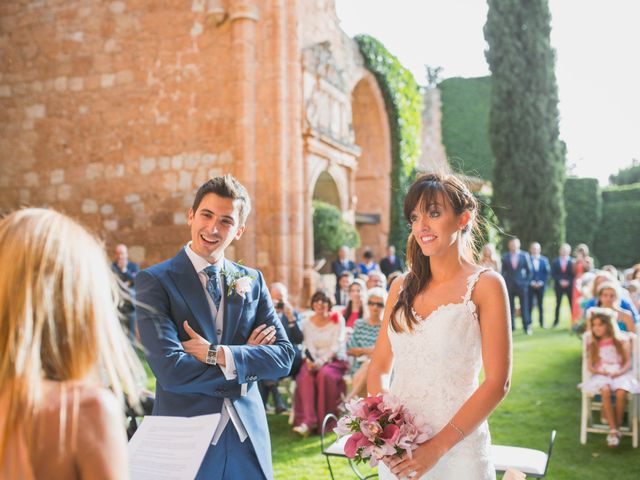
[390,173,480,332]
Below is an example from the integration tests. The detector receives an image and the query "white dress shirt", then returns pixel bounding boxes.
[184,244,248,445]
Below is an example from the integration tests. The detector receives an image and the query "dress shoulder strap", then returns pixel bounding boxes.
[463,268,490,304]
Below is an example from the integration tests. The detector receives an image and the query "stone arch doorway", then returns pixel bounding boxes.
[312,171,341,208]
[302,166,350,301]
[351,72,392,263]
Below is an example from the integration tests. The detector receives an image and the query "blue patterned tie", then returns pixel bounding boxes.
[204,264,222,311]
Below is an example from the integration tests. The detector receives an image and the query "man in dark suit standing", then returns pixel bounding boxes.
[528,242,550,328]
[331,245,357,303]
[551,243,574,327]
[380,245,404,279]
[501,237,533,334]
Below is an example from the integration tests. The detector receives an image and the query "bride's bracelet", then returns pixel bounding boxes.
[448,421,465,441]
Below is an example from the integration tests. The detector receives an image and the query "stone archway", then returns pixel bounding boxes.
[351,72,392,263]
[312,171,341,208]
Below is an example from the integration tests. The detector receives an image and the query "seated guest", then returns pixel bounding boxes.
[331,246,357,303]
[335,271,353,307]
[583,272,639,324]
[387,270,402,290]
[343,279,367,328]
[572,243,594,323]
[358,249,379,276]
[626,280,640,313]
[0,208,145,479]
[293,291,347,436]
[601,265,622,283]
[111,243,140,341]
[593,281,636,333]
[479,243,501,272]
[345,287,386,402]
[259,282,303,414]
[578,308,640,447]
[632,263,640,281]
[366,269,387,290]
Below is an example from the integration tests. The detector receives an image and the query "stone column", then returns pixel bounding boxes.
[286,0,305,305]
[268,0,289,286]
[229,0,259,265]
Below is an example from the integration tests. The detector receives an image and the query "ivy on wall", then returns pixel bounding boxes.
[355,34,423,253]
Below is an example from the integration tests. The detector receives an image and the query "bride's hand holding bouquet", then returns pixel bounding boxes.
[334,393,431,471]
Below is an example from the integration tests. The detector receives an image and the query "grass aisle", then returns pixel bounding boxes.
[269,296,640,479]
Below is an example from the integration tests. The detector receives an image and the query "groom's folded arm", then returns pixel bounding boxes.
[136,270,241,398]
[228,271,294,384]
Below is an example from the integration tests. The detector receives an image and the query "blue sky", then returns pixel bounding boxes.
[336,0,640,184]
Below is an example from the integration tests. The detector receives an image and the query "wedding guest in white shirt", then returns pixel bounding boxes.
[528,242,550,328]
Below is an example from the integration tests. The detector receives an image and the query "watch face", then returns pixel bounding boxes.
[207,346,217,365]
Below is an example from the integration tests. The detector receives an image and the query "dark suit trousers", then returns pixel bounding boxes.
[554,285,572,326]
[197,425,266,480]
[508,284,531,331]
[528,286,546,327]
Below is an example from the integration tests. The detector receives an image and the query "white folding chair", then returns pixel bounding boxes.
[491,430,556,478]
[320,414,377,480]
[579,331,639,447]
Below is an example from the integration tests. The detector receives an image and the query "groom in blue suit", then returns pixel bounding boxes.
[136,175,294,480]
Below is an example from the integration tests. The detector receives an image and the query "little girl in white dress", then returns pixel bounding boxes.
[579,308,640,447]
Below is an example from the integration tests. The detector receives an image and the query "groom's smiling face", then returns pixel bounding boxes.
[188,193,245,262]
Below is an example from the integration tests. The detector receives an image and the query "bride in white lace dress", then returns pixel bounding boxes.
[369,173,512,480]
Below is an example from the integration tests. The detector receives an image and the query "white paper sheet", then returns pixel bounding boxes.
[128,414,220,480]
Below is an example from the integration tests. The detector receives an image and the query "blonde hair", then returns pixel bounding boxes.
[0,208,145,458]
[595,280,620,305]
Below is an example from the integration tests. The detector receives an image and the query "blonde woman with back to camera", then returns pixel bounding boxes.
[0,208,145,479]
[369,173,512,479]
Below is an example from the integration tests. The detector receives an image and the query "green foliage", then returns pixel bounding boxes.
[594,183,640,267]
[439,76,494,181]
[355,34,422,252]
[474,190,502,250]
[312,200,360,259]
[609,159,640,186]
[484,0,566,255]
[269,293,640,478]
[563,177,601,251]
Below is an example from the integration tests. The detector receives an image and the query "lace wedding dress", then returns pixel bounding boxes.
[378,269,494,480]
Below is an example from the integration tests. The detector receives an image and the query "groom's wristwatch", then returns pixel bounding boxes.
[206,345,219,365]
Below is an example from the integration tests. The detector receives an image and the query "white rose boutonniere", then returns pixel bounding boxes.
[223,269,255,299]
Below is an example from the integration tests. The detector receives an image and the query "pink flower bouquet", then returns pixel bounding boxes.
[334,393,431,467]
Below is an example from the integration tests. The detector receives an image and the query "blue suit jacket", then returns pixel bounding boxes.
[501,251,533,289]
[135,249,294,479]
[530,255,550,287]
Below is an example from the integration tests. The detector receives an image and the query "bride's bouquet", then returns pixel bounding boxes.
[334,393,431,467]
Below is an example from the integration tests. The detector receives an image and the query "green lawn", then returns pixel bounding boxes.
[141,292,640,479]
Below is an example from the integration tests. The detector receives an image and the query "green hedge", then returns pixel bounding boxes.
[439,76,494,181]
[609,160,640,186]
[594,183,640,267]
[564,177,601,250]
[355,34,422,253]
[312,200,360,259]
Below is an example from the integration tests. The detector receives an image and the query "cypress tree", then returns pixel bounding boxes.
[484,0,566,255]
